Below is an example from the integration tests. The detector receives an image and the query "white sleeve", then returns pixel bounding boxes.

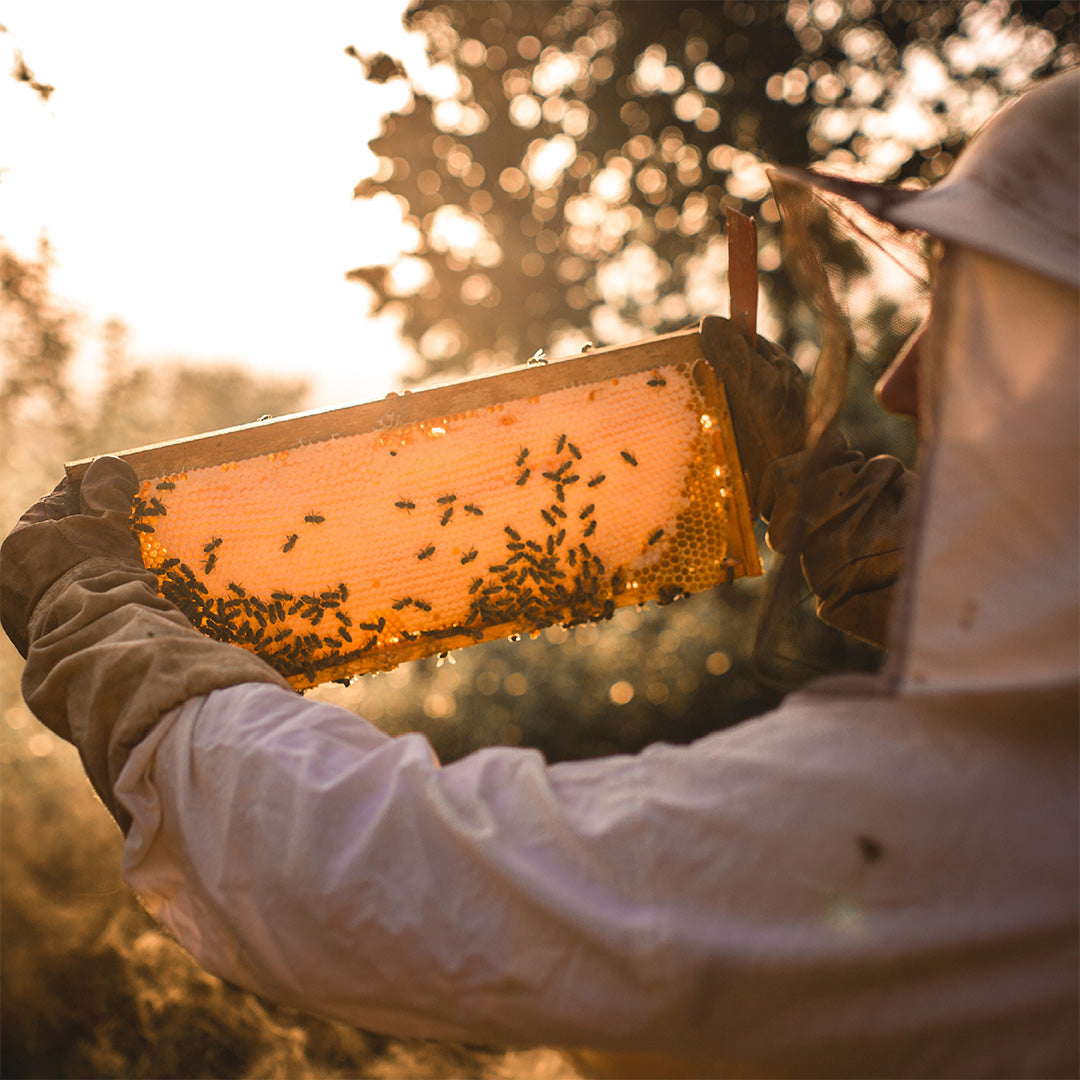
[113,680,1079,1072]
[115,680,771,1052]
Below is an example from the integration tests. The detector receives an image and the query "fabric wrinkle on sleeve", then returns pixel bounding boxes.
[115,682,815,1052]
[114,679,1077,1074]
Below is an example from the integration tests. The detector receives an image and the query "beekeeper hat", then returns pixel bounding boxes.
[773,68,1080,289]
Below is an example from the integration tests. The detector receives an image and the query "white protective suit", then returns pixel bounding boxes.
[113,241,1079,1079]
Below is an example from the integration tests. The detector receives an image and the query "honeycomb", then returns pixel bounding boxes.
[79,334,759,689]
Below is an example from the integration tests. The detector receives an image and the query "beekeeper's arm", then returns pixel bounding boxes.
[0,456,294,831]
[700,316,917,648]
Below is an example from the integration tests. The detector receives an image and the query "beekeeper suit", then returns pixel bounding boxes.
[2,71,1077,1078]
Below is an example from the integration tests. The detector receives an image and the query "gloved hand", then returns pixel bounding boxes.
[698,315,808,516]
[1,456,144,658]
[699,317,917,650]
[1,456,293,830]
[759,428,918,649]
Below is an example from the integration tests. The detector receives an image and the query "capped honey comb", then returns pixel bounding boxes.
[67,329,760,689]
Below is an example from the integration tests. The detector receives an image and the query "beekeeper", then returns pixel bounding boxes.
[2,71,1077,1078]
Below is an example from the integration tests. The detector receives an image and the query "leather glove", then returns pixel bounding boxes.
[1,456,144,658]
[1,456,293,829]
[760,429,918,649]
[699,315,808,516]
[698,316,917,650]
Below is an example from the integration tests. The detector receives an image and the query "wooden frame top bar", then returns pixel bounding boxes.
[66,328,705,483]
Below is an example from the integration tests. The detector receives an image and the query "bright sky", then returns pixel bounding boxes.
[1,1,422,408]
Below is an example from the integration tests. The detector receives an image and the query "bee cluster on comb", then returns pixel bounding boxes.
[70,330,760,690]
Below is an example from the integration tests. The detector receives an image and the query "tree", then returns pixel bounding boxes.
[348,0,1077,402]
[0,240,78,434]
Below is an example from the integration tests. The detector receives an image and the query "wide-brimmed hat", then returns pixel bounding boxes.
[771,68,1079,290]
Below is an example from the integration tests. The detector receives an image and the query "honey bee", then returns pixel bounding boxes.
[305,512,326,525]
[282,534,299,552]
[417,544,435,560]
[395,498,416,513]
[620,450,638,467]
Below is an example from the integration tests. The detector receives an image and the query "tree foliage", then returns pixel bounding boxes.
[348,0,1077,385]
[0,241,77,431]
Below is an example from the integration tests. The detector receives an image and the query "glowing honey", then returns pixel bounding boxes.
[69,330,760,689]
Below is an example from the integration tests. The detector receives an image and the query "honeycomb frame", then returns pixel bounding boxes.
[67,329,761,689]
